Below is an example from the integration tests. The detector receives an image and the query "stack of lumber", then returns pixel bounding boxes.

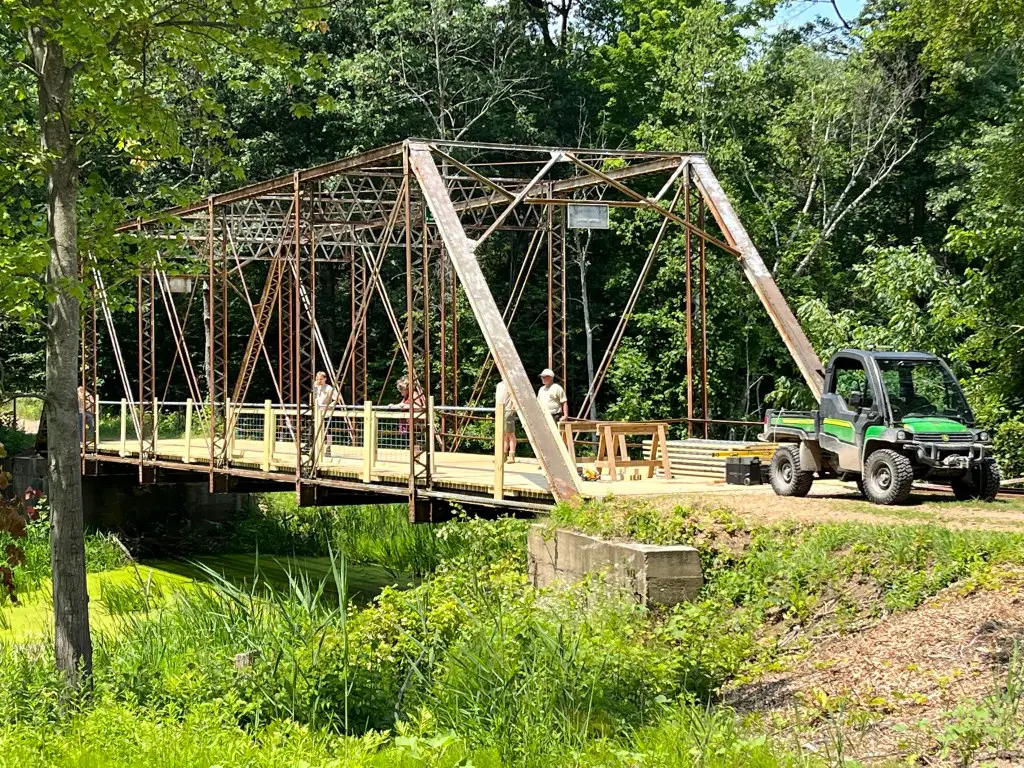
[641,438,777,480]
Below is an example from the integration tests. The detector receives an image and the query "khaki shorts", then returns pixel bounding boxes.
[503,411,517,434]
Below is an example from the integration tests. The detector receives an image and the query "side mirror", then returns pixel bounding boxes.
[848,390,863,409]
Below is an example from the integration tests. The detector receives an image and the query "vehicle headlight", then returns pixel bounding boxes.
[978,430,990,442]
[896,430,908,441]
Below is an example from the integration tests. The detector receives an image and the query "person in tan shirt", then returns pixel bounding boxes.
[494,380,518,463]
[536,368,567,423]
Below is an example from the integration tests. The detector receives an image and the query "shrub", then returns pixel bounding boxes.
[205,496,464,576]
[4,504,130,597]
[0,425,33,456]
[994,417,1024,480]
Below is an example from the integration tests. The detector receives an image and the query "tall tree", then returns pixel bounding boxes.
[1,0,295,686]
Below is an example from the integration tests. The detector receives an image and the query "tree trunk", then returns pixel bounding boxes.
[28,25,92,685]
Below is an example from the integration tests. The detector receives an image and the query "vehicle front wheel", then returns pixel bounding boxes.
[863,449,914,505]
[951,459,1001,502]
[770,444,814,497]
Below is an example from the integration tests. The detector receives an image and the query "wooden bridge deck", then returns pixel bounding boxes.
[91,436,715,506]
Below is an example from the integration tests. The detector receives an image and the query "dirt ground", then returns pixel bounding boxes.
[646,480,1024,533]
[730,572,1024,764]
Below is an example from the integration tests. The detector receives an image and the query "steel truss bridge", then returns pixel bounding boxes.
[80,139,823,519]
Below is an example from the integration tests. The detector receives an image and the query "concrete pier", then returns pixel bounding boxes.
[528,524,703,607]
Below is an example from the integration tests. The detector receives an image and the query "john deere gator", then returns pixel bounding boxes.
[760,350,1000,505]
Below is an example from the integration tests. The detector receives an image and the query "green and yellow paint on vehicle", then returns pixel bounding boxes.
[769,416,815,430]
[822,417,854,443]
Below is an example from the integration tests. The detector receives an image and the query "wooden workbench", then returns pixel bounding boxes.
[586,421,672,480]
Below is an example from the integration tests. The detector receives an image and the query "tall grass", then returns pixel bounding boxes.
[215,496,460,576]
[6,512,129,597]
[0,513,819,766]
[11,498,1022,765]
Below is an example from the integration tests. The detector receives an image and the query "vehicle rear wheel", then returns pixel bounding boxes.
[951,459,1001,502]
[770,444,813,497]
[863,449,914,505]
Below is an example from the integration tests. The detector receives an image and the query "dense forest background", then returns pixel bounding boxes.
[1,0,1022,438]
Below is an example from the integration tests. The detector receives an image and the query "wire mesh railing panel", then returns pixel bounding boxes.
[372,407,430,466]
[320,406,364,463]
[441,405,546,464]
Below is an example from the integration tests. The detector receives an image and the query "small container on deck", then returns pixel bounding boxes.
[725,456,763,486]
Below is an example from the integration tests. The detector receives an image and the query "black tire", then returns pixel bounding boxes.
[863,449,914,505]
[951,459,1002,502]
[856,477,867,497]
[770,444,814,497]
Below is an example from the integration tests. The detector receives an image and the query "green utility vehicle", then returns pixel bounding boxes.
[760,350,1000,505]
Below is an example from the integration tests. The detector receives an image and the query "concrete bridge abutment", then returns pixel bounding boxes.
[528,524,704,607]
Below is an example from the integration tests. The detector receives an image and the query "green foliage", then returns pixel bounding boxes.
[217,497,465,577]
[932,644,1024,765]
[552,498,1024,691]
[995,418,1024,480]
[1,497,129,598]
[0,514,814,766]
[0,425,32,456]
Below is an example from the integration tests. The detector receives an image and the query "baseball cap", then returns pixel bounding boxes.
[540,368,555,378]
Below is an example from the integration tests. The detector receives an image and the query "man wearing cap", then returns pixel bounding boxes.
[537,368,568,424]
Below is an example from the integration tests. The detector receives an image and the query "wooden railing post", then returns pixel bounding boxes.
[152,398,160,455]
[427,395,437,475]
[226,398,236,458]
[494,402,505,500]
[313,405,325,470]
[262,400,273,472]
[362,400,375,482]
[119,399,127,457]
[184,398,193,463]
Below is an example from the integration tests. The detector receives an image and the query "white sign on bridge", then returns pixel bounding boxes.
[567,203,609,229]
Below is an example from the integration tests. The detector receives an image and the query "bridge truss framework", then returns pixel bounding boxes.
[81,139,823,518]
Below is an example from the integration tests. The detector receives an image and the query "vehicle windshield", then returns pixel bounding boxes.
[876,358,972,423]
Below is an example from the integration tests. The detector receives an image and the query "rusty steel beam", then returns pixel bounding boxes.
[690,159,825,400]
[118,143,405,232]
[408,144,583,502]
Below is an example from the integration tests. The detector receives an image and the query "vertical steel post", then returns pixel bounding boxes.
[439,250,447,447]
[699,197,709,439]
[349,247,356,403]
[403,145,418,516]
[423,220,431,401]
[546,199,554,371]
[684,167,694,438]
[207,198,216,489]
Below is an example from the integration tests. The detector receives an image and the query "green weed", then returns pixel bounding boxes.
[932,643,1024,765]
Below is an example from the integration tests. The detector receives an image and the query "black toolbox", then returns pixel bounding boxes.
[725,456,764,485]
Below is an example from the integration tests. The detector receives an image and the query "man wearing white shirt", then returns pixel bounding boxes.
[536,368,568,424]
